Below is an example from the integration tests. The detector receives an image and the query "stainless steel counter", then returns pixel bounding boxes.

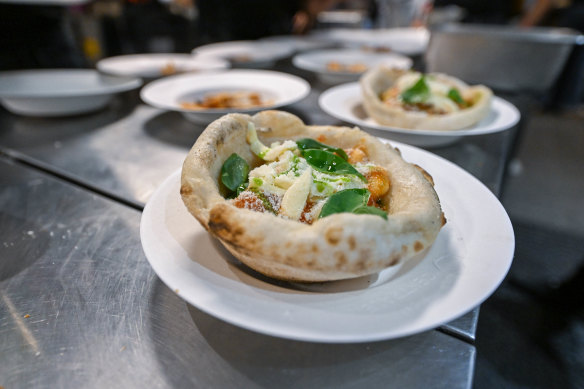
[0,58,517,388]
[0,157,475,388]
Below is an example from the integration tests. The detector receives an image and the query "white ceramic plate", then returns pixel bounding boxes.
[293,49,412,84]
[140,69,310,124]
[260,35,333,53]
[0,69,142,117]
[97,53,229,79]
[311,27,430,56]
[193,40,294,67]
[319,82,520,147]
[140,141,515,343]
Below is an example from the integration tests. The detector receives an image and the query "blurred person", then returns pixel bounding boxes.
[121,0,195,53]
[432,0,521,24]
[520,0,584,32]
[194,0,338,44]
[0,3,87,70]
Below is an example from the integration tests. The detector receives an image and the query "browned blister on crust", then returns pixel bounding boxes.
[181,110,444,282]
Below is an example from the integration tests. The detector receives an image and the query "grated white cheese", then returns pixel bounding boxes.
[241,125,378,222]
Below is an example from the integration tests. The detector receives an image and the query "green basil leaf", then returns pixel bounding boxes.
[447,88,468,107]
[296,138,349,160]
[352,205,388,220]
[221,153,249,192]
[303,149,366,181]
[319,188,369,219]
[400,76,430,104]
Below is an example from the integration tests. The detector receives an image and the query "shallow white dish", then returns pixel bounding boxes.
[311,27,430,56]
[293,49,412,84]
[140,141,515,343]
[193,40,293,67]
[140,69,310,124]
[97,53,229,79]
[0,69,142,117]
[260,35,333,53]
[319,82,520,147]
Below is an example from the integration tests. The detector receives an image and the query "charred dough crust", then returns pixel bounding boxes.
[181,110,444,282]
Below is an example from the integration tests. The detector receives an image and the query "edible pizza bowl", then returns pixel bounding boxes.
[179,110,445,282]
[360,66,493,131]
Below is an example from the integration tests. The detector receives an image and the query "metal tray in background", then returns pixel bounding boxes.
[425,23,583,94]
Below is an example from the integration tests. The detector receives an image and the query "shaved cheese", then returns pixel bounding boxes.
[427,79,452,96]
[280,168,312,220]
[262,140,297,161]
[246,122,270,158]
[274,174,296,189]
[426,94,459,113]
[395,72,423,91]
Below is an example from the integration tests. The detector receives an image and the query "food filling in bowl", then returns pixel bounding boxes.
[180,91,269,110]
[220,122,390,225]
[380,71,479,115]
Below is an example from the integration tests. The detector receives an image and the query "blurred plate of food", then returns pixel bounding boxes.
[97,53,229,79]
[140,69,310,124]
[0,69,142,117]
[311,27,430,56]
[292,48,412,84]
[319,82,520,147]
[192,40,294,67]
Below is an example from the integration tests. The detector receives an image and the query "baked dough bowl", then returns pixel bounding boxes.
[180,110,444,282]
[360,66,493,131]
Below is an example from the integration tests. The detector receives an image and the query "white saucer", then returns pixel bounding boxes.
[141,141,515,343]
[97,53,229,79]
[0,69,142,117]
[293,48,412,84]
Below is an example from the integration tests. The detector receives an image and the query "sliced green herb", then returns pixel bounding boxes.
[400,76,430,104]
[221,153,249,193]
[313,179,334,196]
[447,88,468,107]
[296,138,348,160]
[250,188,276,214]
[251,177,263,188]
[303,149,366,181]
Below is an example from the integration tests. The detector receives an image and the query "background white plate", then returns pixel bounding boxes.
[193,40,293,67]
[140,69,310,124]
[293,48,412,84]
[319,82,520,147]
[140,141,515,343]
[97,53,229,78]
[0,69,142,117]
[260,35,334,53]
[311,27,430,56]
